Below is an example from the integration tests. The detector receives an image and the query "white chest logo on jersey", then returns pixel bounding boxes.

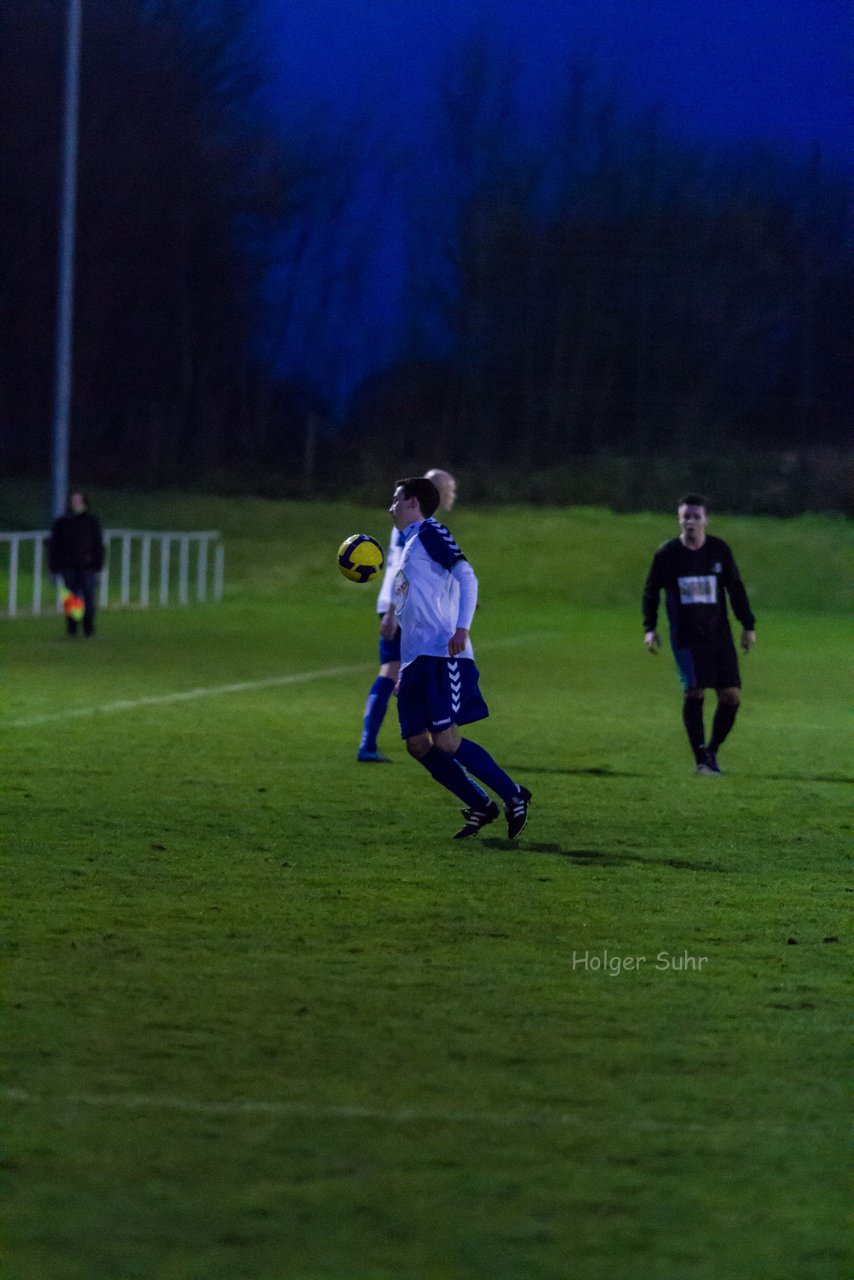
[678,574,718,605]
[393,570,410,614]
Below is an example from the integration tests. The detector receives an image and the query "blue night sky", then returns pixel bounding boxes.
[255,0,849,406]
[260,0,849,159]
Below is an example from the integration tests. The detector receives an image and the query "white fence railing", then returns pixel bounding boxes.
[0,529,224,619]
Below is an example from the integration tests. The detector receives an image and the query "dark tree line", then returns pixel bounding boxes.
[1,8,851,505]
[0,0,327,484]
[355,41,851,483]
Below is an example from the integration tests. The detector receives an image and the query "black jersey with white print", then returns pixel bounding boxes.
[642,535,755,649]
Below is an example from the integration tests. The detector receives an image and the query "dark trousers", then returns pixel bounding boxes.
[63,569,98,636]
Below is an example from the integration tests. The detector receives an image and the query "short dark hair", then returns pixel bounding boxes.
[395,476,440,518]
[678,493,707,511]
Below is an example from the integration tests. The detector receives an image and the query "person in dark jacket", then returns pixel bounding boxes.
[642,494,756,775]
[47,492,106,636]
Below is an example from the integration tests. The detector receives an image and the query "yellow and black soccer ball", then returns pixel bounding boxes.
[337,533,384,584]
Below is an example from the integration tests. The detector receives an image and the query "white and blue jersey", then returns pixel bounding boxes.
[376,526,406,615]
[393,518,476,671]
[374,526,406,663]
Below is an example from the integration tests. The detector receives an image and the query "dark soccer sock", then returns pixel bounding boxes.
[708,700,738,752]
[359,676,395,752]
[453,738,519,804]
[418,747,491,808]
[682,697,706,762]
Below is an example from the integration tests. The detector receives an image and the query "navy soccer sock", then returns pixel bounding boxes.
[418,747,490,808]
[359,675,395,752]
[708,700,738,752]
[453,738,518,804]
[682,697,706,762]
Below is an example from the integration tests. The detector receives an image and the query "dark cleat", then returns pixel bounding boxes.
[357,749,392,763]
[505,786,532,839]
[453,800,500,840]
[695,748,722,776]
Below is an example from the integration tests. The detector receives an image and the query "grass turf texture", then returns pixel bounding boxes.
[2,493,850,1280]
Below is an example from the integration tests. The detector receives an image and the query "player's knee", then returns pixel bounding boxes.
[433,727,461,754]
[718,687,740,707]
[406,733,432,760]
[684,688,705,702]
[379,661,400,680]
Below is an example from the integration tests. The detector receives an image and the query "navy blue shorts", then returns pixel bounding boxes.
[397,655,489,739]
[379,623,401,665]
[673,640,741,691]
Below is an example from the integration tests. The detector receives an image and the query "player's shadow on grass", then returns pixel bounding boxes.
[479,839,728,872]
[506,765,643,779]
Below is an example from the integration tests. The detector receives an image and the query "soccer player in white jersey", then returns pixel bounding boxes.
[357,469,458,762]
[643,494,756,774]
[389,475,531,839]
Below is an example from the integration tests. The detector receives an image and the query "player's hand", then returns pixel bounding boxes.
[380,608,398,640]
[741,629,756,653]
[392,680,400,697]
[644,630,660,653]
[448,628,469,657]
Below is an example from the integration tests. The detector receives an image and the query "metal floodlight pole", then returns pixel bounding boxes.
[50,0,83,522]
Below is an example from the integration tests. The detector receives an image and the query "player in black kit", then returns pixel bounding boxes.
[642,495,756,775]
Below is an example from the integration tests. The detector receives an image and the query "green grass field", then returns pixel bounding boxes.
[2,494,851,1280]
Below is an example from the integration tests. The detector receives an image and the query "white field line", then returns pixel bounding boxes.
[0,1087,834,1135]
[4,633,550,729]
[4,664,371,728]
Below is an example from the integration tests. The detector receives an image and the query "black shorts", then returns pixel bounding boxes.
[672,639,740,691]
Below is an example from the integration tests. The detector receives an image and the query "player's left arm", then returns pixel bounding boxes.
[722,543,756,645]
[449,560,478,655]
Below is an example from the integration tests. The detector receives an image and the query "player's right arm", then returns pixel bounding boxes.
[376,526,402,626]
[642,550,664,652]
